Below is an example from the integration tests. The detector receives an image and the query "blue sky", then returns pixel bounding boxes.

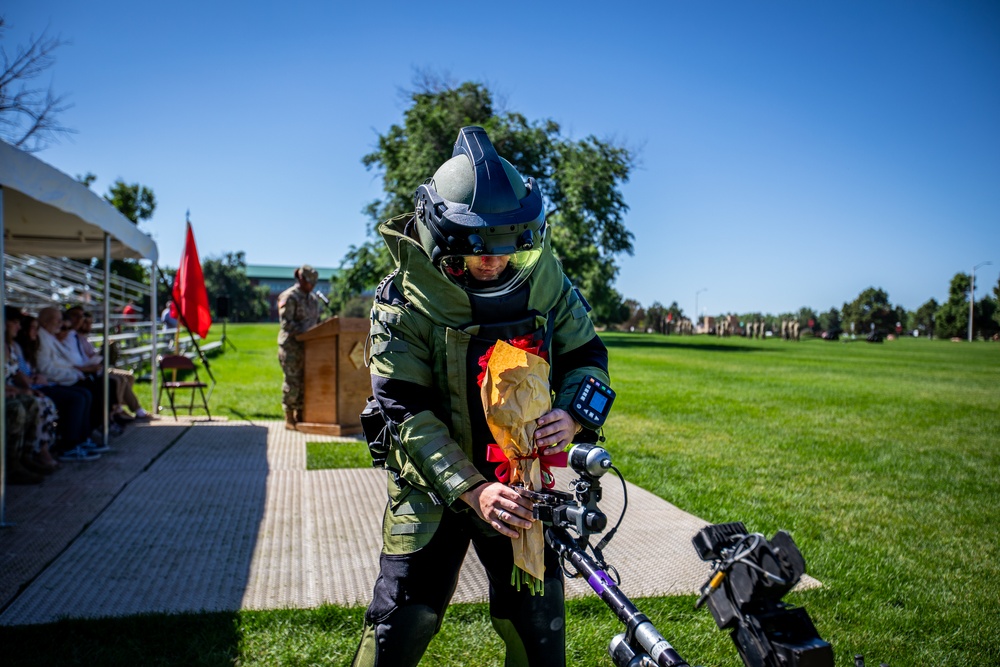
[4,1,999,318]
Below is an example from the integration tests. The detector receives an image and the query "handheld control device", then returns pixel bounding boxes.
[571,375,616,429]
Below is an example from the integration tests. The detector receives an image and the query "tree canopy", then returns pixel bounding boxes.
[913,298,939,338]
[78,174,157,284]
[993,277,1000,333]
[934,273,970,339]
[105,179,156,224]
[202,252,270,322]
[330,78,635,324]
[841,287,902,335]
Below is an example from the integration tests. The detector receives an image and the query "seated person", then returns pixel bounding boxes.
[4,380,44,484]
[67,306,151,421]
[161,303,178,328]
[36,306,118,446]
[15,312,97,461]
[5,306,59,472]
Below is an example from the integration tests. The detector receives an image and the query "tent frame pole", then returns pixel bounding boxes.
[1,185,11,528]
[101,234,111,445]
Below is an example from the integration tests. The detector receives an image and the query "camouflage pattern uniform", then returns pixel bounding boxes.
[5,392,40,480]
[277,282,320,414]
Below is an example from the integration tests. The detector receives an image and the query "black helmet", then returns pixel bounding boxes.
[414,126,546,296]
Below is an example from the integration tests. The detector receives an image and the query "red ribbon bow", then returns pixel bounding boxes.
[486,442,568,489]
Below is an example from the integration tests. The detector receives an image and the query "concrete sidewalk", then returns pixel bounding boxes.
[0,419,817,626]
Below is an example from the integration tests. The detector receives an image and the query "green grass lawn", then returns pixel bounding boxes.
[5,326,998,666]
[193,324,287,421]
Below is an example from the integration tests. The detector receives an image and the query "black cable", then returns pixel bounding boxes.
[595,465,628,553]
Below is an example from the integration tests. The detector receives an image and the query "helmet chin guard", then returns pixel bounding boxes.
[415,127,546,296]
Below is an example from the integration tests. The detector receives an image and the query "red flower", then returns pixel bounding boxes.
[476,334,548,387]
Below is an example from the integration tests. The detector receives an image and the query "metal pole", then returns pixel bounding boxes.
[0,184,9,527]
[150,263,158,415]
[102,233,111,444]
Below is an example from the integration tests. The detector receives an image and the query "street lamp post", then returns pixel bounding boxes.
[695,288,707,333]
[969,261,992,342]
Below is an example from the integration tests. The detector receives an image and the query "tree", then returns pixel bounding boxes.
[977,293,998,340]
[0,18,73,152]
[993,276,1000,333]
[78,175,158,284]
[620,299,643,332]
[331,77,636,325]
[841,287,895,335]
[645,302,666,334]
[106,179,156,224]
[818,307,841,334]
[201,252,270,322]
[796,307,819,332]
[913,298,938,338]
[935,273,970,339]
[666,301,685,329]
[328,241,388,314]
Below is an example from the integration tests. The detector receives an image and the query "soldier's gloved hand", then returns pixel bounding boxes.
[534,408,581,456]
[460,482,535,538]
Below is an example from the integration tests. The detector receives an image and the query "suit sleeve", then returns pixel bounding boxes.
[368,299,486,506]
[550,279,610,436]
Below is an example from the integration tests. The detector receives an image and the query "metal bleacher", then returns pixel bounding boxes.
[3,254,218,378]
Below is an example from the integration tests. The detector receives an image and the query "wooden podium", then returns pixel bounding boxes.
[295,317,370,436]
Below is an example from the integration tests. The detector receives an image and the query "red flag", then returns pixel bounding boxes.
[172,221,212,338]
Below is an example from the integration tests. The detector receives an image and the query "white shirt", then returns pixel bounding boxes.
[36,327,84,385]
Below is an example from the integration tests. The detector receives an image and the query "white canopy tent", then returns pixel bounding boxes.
[1,141,158,261]
[1,140,160,525]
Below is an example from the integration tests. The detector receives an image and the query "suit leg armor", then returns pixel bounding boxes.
[353,498,566,667]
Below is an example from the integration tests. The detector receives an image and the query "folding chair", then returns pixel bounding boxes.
[157,354,213,419]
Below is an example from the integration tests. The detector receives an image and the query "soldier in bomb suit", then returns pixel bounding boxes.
[277,264,321,429]
[352,127,609,667]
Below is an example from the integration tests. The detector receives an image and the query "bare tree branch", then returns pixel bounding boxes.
[0,17,74,151]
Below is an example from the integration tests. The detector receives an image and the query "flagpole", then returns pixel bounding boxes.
[158,217,216,406]
[157,269,216,374]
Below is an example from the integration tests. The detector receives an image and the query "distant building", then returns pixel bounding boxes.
[246,264,337,321]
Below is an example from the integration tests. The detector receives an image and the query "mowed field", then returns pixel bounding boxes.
[600,332,999,665]
[4,325,998,666]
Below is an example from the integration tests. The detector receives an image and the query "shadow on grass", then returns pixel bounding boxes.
[2,606,368,667]
[1,610,241,667]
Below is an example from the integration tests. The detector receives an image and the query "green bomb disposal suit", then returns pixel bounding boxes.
[352,214,610,667]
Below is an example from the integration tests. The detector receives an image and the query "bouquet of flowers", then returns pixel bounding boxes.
[479,338,567,594]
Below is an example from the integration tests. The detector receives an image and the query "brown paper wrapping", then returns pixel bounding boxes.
[480,339,552,582]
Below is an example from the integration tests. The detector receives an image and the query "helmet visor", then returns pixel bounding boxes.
[437,247,544,296]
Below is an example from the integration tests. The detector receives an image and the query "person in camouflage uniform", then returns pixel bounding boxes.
[277,264,321,428]
[5,383,43,484]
